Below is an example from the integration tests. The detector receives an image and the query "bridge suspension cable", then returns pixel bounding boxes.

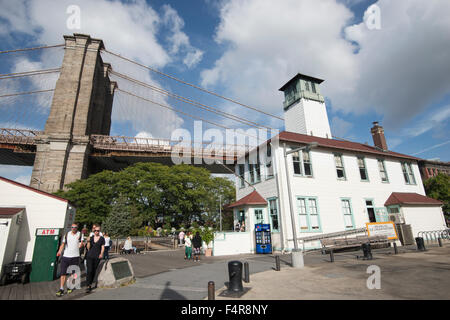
[0,68,61,80]
[110,70,274,130]
[0,44,64,54]
[0,89,55,99]
[102,49,284,121]
[116,88,261,141]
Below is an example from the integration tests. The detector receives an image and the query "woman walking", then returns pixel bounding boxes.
[85,226,105,293]
[184,232,192,260]
[192,231,202,262]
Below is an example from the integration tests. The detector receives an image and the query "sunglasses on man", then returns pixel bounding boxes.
[94,230,100,232]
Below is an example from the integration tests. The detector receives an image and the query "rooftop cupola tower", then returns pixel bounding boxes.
[279,73,331,139]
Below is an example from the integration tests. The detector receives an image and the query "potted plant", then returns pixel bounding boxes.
[201,228,215,256]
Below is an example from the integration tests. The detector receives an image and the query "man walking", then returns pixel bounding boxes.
[56,223,83,297]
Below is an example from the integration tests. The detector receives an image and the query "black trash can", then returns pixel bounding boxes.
[228,261,243,292]
[415,237,426,251]
[361,243,373,260]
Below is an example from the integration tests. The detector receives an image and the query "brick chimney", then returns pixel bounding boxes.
[371,121,388,151]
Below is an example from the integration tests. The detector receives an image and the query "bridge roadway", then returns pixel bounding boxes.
[0,128,244,174]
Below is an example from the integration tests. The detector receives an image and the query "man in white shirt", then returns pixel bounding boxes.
[56,223,84,297]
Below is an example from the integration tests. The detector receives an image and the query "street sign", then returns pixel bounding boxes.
[366,222,398,240]
[36,228,60,236]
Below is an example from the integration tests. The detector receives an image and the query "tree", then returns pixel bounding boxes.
[54,170,117,227]
[54,162,236,231]
[102,195,133,238]
[424,173,450,215]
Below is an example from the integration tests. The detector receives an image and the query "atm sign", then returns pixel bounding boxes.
[36,228,60,236]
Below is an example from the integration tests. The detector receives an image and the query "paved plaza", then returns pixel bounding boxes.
[0,243,449,300]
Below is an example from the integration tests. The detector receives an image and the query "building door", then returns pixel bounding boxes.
[365,200,376,223]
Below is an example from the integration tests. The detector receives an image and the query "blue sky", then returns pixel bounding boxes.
[0,0,449,184]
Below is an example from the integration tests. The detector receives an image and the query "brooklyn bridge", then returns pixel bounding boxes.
[0,34,275,193]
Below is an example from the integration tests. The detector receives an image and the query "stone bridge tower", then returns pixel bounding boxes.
[30,34,117,192]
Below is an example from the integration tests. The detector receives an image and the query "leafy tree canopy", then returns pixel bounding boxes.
[424,173,450,214]
[55,163,236,232]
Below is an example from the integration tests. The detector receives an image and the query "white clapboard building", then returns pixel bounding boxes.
[0,177,75,270]
[213,73,447,256]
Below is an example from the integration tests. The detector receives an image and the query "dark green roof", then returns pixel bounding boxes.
[279,73,324,91]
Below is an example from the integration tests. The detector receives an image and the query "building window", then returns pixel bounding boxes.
[285,83,298,105]
[297,197,321,232]
[292,150,313,177]
[248,162,261,184]
[378,159,389,182]
[311,82,316,93]
[238,164,245,188]
[254,209,264,224]
[341,199,355,229]
[236,210,245,231]
[334,154,346,179]
[266,145,274,179]
[401,162,416,185]
[357,157,369,181]
[269,198,279,231]
[305,81,310,91]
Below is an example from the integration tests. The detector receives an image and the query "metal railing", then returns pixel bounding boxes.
[417,229,450,242]
[90,134,250,159]
[110,236,178,253]
[292,227,368,253]
[0,128,43,145]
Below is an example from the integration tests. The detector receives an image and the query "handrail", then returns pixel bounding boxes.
[295,227,367,243]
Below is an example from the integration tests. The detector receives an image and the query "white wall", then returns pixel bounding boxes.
[0,180,70,262]
[402,206,447,237]
[275,146,425,250]
[213,231,254,256]
[285,98,332,139]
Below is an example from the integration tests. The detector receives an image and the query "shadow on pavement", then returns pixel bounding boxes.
[160,281,187,300]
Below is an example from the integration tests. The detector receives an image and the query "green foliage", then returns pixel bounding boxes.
[55,162,236,233]
[201,228,215,246]
[424,173,450,214]
[102,195,133,238]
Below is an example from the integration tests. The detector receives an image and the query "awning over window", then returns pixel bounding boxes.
[228,190,268,208]
[384,192,442,206]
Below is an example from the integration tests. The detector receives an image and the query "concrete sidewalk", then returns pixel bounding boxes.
[214,244,450,300]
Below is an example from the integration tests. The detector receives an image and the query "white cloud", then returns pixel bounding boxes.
[401,105,450,138]
[331,116,353,138]
[0,165,32,184]
[0,0,206,138]
[201,0,355,122]
[162,4,204,68]
[200,0,450,132]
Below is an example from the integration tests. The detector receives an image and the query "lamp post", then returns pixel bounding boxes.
[219,194,222,232]
[283,142,318,267]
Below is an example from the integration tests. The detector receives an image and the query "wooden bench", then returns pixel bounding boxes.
[321,235,390,261]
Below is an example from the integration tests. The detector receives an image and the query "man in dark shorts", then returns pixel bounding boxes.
[56,223,83,297]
